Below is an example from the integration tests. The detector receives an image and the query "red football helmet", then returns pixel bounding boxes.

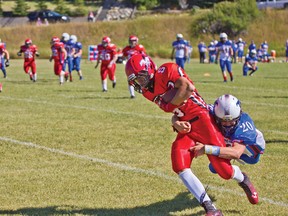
[51,36,60,45]
[129,35,138,46]
[102,36,111,47]
[25,39,32,46]
[125,54,156,93]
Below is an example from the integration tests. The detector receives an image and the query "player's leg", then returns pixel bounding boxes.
[31,61,37,82]
[226,60,233,81]
[68,57,73,82]
[1,58,7,78]
[75,57,83,80]
[249,66,258,76]
[172,134,223,215]
[243,65,249,76]
[128,83,135,99]
[219,60,227,82]
[108,63,116,88]
[100,64,108,92]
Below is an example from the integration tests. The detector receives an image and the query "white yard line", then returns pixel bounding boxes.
[0,136,287,208]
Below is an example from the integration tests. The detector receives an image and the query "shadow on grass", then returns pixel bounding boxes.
[0,192,213,216]
[255,96,288,99]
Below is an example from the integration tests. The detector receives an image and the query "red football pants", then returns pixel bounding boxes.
[171,111,233,180]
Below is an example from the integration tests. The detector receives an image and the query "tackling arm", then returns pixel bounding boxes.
[171,77,195,106]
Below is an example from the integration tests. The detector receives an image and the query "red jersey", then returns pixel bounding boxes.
[143,63,208,121]
[122,44,146,59]
[0,43,6,55]
[97,43,117,65]
[20,45,38,62]
[51,42,65,62]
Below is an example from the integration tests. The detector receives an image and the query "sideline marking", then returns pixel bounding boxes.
[1,136,287,208]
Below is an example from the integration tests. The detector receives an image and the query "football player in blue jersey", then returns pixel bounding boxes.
[215,33,234,82]
[70,35,83,81]
[61,33,74,82]
[248,40,256,52]
[243,49,258,76]
[208,41,216,63]
[173,94,265,165]
[172,94,264,205]
[236,38,246,63]
[171,33,188,69]
[198,41,207,63]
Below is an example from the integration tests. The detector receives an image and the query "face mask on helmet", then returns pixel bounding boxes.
[125,54,156,93]
[129,36,138,47]
[249,50,257,58]
[102,36,111,47]
[214,94,242,136]
[219,33,228,43]
[25,39,32,46]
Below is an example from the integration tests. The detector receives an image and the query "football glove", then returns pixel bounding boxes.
[5,60,9,67]
[17,52,22,56]
[36,52,40,57]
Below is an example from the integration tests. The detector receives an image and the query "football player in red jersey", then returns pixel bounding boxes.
[95,36,118,92]
[125,54,259,216]
[49,36,68,85]
[0,42,10,78]
[17,39,40,82]
[122,35,146,98]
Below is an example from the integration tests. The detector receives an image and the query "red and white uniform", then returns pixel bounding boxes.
[143,63,233,180]
[20,45,38,74]
[0,43,6,68]
[97,43,117,81]
[122,44,146,59]
[51,42,65,75]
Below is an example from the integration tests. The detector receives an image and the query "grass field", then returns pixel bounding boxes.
[0,58,287,216]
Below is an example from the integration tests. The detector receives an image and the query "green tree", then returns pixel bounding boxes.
[12,0,30,16]
[131,0,159,10]
[73,0,87,16]
[36,0,48,10]
[192,0,259,37]
[0,1,3,16]
[53,0,70,14]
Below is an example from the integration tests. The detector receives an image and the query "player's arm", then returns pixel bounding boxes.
[74,48,82,58]
[171,76,195,106]
[62,47,67,60]
[17,48,23,56]
[190,141,246,159]
[108,51,118,68]
[171,47,175,60]
[95,52,101,69]
[215,47,219,63]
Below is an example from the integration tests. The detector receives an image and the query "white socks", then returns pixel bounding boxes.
[128,85,135,97]
[232,165,244,183]
[179,169,211,203]
[102,79,107,91]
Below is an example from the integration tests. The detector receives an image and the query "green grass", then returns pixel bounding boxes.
[0,58,287,215]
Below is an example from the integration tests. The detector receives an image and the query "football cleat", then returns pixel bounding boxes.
[238,172,259,204]
[201,201,223,216]
[112,82,116,88]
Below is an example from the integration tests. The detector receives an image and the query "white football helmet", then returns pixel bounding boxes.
[219,32,228,42]
[176,33,183,39]
[214,94,242,136]
[70,35,77,43]
[62,33,70,41]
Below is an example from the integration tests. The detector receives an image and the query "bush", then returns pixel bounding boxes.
[191,0,259,38]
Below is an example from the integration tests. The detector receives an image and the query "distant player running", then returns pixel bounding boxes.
[17,39,40,82]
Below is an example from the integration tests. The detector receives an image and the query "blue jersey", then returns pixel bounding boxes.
[216,40,233,61]
[209,105,265,164]
[172,39,187,58]
[245,55,258,65]
[208,44,216,55]
[64,39,75,57]
[73,42,82,57]
[248,43,256,52]
[198,43,207,53]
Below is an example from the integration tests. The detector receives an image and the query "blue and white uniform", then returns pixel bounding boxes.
[72,41,82,72]
[216,40,233,73]
[243,54,258,76]
[248,42,256,52]
[237,41,246,59]
[208,105,265,165]
[208,43,216,63]
[62,39,74,73]
[172,39,188,69]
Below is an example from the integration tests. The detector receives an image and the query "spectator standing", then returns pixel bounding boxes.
[122,35,146,98]
[208,41,216,63]
[248,40,256,52]
[198,41,207,63]
[236,38,246,63]
[95,36,118,92]
[171,33,188,69]
[88,11,95,22]
[186,41,193,63]
[231,40,238,64]
[17,39,40,82]
[215,32,234,82]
